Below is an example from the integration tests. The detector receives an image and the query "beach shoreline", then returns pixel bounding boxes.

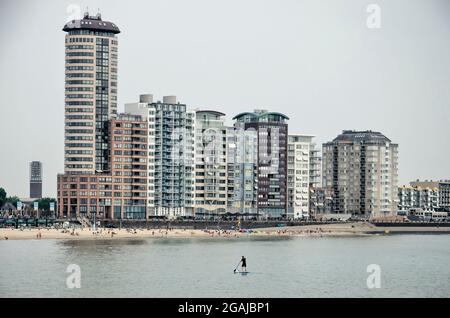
[0,222,367,240]
[1,222,448,241]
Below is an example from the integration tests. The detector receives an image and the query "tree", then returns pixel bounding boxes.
[6,196,20,207]
[32,197,57,217]
[0,187,6,207]
[34,197,57,211]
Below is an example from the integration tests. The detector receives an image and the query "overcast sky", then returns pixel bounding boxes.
[0,0,449,198]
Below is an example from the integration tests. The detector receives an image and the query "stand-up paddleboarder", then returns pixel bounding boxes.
[241,256,247,272]
[233,256,248,273]
[233,256,247,273]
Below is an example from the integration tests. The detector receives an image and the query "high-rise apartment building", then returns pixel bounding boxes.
[109,114,148,219]
[226,127,258,217]
[126,95,195,218]
[232,110,289,218]
[58,14,149,220]
[30,161,43,198]
[63,12,119,175]
[322,130,398,217]
[193,111,228,217]
[287,134,316,219]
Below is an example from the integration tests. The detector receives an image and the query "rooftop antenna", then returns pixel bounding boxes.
[96,8,101,20]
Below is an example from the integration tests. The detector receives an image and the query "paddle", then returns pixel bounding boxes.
[233,260,242,273]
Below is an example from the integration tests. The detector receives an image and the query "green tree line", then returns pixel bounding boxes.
[0,187,56,211]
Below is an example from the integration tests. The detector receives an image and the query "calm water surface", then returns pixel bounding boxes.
[1,235,449,297]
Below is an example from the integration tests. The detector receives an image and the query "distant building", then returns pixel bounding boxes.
[322,130,399,217]
[409,180,450,210]
[398,184,439,212]
[30,161,42,198]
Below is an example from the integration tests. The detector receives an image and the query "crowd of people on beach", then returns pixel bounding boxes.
[203,229,241,237]
[1,222,362,240]
[272,227,334,237]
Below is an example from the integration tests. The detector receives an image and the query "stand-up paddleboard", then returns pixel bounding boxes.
[234,271,249,275]
[233,256,248,274]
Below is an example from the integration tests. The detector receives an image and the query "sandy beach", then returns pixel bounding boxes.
[0,222,449,240]
[0,222,367,240]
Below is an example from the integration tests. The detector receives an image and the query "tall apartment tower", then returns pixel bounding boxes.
[58,14,149,220]
[63,12,120,175]
[30,161,43,198]
[322,130,399,217]
[226,126,258,217]
[126,95,195,218]
[287,135,316,219]
[233,110,289,218]
[193,111,228,217]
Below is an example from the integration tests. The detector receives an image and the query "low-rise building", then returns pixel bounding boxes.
[309,187,333,218]
[398,185,439,212]
[409,180,450,210]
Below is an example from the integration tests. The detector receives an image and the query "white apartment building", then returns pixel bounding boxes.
[126,94,195,218]
[193,110,228,218]
[287,134,320,219]
[398,184,439,211]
